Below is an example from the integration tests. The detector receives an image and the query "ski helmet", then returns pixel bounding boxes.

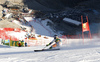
[54,35,58,39]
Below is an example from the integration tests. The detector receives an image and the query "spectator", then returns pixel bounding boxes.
[25,32,30,39]
[18,41,21,47]
[21,40,24,47]
[22,8,25,12]
[2,9,6,19]
[2,9,5,14]
[25,42,27,47]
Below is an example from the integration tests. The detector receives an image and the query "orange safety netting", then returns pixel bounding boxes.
[0,28,20,41]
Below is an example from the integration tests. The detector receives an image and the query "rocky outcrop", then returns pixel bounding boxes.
[0,0,24,4]
[0,0,6,4]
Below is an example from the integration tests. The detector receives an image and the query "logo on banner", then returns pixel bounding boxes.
[82,22,90,32]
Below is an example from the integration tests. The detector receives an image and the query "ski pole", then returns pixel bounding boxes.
[42,46,47,50]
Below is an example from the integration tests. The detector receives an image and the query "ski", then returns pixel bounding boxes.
[34,48,60,52]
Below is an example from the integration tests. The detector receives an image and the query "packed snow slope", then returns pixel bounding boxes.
[0,19,100,62]
[0,16,100,62]
[0,38,100,62]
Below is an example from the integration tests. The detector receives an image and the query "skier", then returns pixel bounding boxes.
[2,9,6,19]
[46,35,62,49]
[18,41,21,47]
[25,42,27,47]
[21,40,24,47]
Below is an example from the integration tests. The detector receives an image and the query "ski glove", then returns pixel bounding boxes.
[46,44,49,46]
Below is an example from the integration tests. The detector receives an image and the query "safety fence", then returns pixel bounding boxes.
[23,33,100,46]
[59,33,100,39]
[0,28,100,47]
[1,39,24,47]
[0,28,23,41]
[0,28,26,47]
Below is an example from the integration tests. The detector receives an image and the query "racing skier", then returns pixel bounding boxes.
[46,35,62,49]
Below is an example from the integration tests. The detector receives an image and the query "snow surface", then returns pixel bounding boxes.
[28,18,59,36]
[24,17,34,22]
[63,18,81,26]
[0,18,100,62]
[0,39,100,62]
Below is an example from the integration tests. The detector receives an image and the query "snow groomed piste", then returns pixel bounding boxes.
[34,48,60,52]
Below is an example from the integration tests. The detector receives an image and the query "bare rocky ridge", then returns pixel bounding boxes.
[0,19,20,28]
[0,5,3,18]
[0,0,23,4]
[0,0,24,28]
